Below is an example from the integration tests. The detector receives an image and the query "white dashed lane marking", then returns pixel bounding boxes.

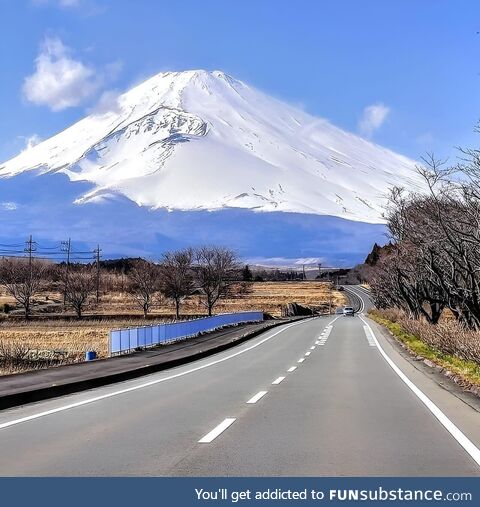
[198,418,236,443]
[200,316,340,447]
[318,326,333,345]
[246,391,268,404]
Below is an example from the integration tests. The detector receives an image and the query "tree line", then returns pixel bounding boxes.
[369,147,480,330]
[0,245,249,320]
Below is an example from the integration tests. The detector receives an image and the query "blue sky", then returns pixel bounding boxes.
[1,0,479,163]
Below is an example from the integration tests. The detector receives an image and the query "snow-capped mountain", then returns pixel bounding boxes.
[0,70,422,224]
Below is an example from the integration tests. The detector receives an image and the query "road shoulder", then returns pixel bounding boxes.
[365,315,480,453]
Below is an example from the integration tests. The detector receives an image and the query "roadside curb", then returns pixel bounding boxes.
[0,318,306,411]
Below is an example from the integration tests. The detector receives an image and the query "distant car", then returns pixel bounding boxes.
[335,307,344,314]
[343,306,355,316]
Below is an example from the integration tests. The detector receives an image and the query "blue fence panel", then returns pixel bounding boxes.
[164,323,172,342]
[129,328,139,349]
[110,330,121,354]
[138,328,146,348]
[109,311,264,355]
[146,327,153,347]
[120,329,130,353]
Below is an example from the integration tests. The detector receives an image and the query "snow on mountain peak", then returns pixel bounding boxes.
[0,69,423,223]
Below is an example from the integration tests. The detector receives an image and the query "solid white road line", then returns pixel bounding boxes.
[355,285,371,295]
[287,366,297,372]
[0,318,313,431]
[360,316,480,468]
[344,287,365,315]
[198,418,236,443]
[246,391,268,404]
[272,376,285,385]
[297,358,305,363]
[357,293,365,314]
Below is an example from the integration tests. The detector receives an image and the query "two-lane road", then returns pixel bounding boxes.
[0,287,479,476]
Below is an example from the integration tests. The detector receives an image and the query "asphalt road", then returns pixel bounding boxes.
[0,286,479,476]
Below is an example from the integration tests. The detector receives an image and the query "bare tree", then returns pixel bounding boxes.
[194,246,240,316]
[64,267,96,319]
[127,260,161,318]
[160,248,194,319]
[370,145,480,329]
[0,258,47,320]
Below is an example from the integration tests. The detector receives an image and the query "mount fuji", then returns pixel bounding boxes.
[0,70,422,265]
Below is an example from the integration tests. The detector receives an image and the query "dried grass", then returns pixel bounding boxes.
[0,282,345,376]
[370,308,480,367]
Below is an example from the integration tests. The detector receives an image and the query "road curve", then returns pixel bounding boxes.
[0,287,479,476]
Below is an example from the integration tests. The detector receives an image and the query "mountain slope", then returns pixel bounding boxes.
[0,70,422,223]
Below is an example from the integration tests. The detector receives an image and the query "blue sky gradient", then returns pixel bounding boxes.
[1,0,479,163]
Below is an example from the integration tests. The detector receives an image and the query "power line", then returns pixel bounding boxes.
[0,236,102,264]
[36,245,63,250]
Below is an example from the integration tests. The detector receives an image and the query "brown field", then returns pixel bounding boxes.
[0,281,346,375]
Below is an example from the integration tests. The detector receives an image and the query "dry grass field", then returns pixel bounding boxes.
[0,281,346,375]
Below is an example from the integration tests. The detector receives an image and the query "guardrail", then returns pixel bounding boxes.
[109,311,264,356]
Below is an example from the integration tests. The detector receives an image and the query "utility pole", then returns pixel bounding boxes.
[302,264,306,281]
[318,263,322,279]
[93,245,101,304]
[61,238,71,307]
[25,235,36,283]
[25,235,36,268]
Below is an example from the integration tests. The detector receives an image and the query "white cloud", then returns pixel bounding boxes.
[1,202,18,211]
[88,89,122,115]
[246,257,325,268]
[23,37,99,111]
[22,134,42,150]
[358,102,390,138]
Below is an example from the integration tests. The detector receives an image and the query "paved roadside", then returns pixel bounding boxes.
[0,318,298,410]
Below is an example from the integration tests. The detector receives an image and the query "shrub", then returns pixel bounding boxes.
[371,308,480,364]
